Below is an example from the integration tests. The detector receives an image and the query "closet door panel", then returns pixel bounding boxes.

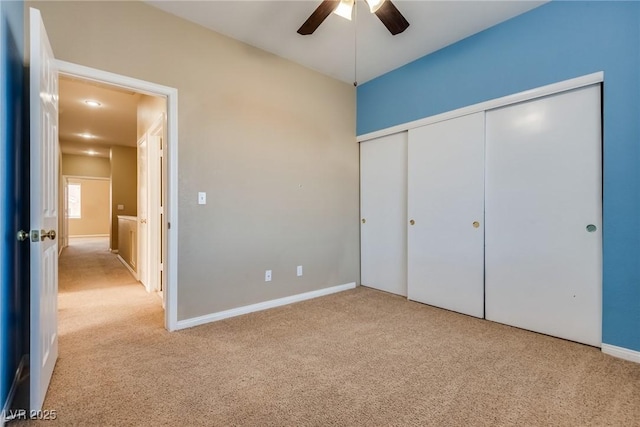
[360,132,407,296]
[485,85,602,347]
[407,113,485,318]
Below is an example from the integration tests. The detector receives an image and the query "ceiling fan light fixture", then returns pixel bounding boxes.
[84,99,101,107]
[333,0,354,21]
[366,0,386,13]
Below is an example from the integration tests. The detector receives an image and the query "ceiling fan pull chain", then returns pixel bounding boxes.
[354,0,358,87]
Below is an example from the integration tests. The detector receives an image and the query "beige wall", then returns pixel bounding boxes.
[61,152,110,178]
[61,153,111,248]
[110,146,137,250]
[137,94,166,139]
[32,1,359,321]
[68,178,110,236]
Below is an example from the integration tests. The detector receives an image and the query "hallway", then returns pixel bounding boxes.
[58,237,164,333]
[32,237,168,424]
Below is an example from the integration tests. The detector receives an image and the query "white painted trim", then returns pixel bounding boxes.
[116,254,138,280]
[110,249,119,254]
[602,344,640,364]
[357,72,604,142]
[56,59,179,332]
[176,282,357,330]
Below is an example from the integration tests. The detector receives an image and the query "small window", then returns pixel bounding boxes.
[68,183,81,219]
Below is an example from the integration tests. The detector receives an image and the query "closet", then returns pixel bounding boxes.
[360,83,602,347]
[408,112,485,318]
[360,132,407,297]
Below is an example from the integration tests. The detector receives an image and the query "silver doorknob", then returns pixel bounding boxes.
[17,230,29,241]
[41,229,56,241]
[409,219,415,226]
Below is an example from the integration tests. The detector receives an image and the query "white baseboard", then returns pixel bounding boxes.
[110,249,119,254]
[602,344,640,363]
[1,355,28,425]
[116,254,138,280]
[176,282,357,330]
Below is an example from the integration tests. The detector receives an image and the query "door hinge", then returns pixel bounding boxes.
[167,222,171,229]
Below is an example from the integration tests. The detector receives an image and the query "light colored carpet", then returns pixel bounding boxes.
[14,237,640,426]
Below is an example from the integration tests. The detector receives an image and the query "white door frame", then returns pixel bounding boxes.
[56,60,179,331]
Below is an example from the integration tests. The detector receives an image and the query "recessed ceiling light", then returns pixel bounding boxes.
[79,133,94,139]
[84,100,101,107]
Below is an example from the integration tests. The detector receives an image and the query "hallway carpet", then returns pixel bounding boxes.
[15,237,640,426]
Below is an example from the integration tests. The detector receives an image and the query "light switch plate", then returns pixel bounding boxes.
[117,204,124,210]
[297,266,303,277]
[198,192,206,205]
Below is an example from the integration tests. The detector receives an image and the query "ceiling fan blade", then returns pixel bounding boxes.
[297,0,341,35]
[374,0,409,35]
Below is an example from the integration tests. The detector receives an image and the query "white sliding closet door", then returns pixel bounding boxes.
[407,113,485,318]
[360,132,407,296]
[485,85,602,347]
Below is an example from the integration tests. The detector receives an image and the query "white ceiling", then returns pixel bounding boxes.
[59,76,139,158]
[146,0,546,84]
[59,1,547,158]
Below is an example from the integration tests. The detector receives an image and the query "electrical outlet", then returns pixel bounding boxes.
[297,265,303,277]
[265,270,272,282]
[198,192,207,205]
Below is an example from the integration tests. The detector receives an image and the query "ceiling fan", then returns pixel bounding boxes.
[297,0,410,36]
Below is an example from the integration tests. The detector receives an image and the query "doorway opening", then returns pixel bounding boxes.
[57,61,178,331]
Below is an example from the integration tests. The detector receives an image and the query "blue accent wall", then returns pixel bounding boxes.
[1,0,28,411]
[357,2,640,351]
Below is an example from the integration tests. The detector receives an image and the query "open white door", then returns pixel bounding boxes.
[148,134,161,295]
[137,134,149,290]
[29,8,59,411]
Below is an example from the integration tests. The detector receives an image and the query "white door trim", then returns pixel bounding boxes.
[357,71,604,142]
[56,60,179,331]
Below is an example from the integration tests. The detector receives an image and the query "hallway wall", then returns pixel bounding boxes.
[68,178,110,237]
